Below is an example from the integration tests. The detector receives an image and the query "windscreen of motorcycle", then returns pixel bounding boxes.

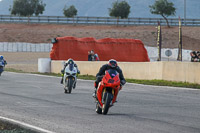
[107,69,118,78]
[69,64,74,71]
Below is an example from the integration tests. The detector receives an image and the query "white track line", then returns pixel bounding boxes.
[0,116,54,133]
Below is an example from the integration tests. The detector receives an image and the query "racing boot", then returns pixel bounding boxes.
[73,82,76,89]
[60,77,63,84]
[92,89,97,98]
[92,82,98,98]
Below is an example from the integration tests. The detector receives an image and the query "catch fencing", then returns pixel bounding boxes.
[0,15,200,26]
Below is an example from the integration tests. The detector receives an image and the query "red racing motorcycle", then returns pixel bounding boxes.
[95,69,121,115]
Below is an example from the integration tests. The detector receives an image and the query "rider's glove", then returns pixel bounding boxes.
[77,70,80,74]
[119,80,126,90]
[119,84,123,90]
[120,79,126,86]
[61,70,64,74]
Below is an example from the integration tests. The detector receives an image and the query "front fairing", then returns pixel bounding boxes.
[96,70,121,107]
[63,64,77,87]
[64,64,77,76]
[102,70,120,87]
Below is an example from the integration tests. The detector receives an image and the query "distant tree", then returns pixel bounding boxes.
[109,1,131,19]
[10,0,46,16]
[149,0,176,28]
[63,5,77,17]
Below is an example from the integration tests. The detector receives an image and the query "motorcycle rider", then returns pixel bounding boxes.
[0,55,7,76]
[60,58,80,84]
[93,59,126,97]
[0,55,7,66]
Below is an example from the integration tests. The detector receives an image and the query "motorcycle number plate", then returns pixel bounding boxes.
[108,79,114,83]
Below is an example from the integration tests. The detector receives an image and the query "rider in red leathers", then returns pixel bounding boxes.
[93,59,126,97]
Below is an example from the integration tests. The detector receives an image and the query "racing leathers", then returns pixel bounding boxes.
[94,64,126,89]
[60,63,80,84]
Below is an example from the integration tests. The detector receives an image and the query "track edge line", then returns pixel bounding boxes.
[0,116,54,133]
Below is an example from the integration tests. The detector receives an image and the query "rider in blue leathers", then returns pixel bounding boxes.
[0,55,7,75]
[0,55,7,66]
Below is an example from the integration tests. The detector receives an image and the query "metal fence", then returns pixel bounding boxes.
[0,15,200,26]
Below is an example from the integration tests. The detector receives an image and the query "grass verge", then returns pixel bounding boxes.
[4,68,25,73]
[5,68,200,89]
[126,79,200,89]
[0,121,36,133]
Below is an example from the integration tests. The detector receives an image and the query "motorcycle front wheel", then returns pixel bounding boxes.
[67,77,74,94]
[96,103,102,114]
[102,92,112,115]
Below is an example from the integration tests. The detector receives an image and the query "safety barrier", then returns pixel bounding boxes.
[0,42,192,62]
[145,46,192,61]
[51,61,200,84]
[50,37,150,62]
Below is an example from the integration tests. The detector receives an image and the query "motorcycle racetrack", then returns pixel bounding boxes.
[0,72,200,133]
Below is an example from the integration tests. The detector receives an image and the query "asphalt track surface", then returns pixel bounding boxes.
[0,72,200,133]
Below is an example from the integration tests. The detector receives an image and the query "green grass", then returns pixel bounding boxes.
[5,68,200,89]
[4,68,25,73]
[77,74,96,80]
[126,79,200,89]
[32,72,61,77]
[0,121,36,133]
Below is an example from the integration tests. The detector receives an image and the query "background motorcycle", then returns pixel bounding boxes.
[0,60,6,76]
[95,69,121,115]
[63,63,78,94]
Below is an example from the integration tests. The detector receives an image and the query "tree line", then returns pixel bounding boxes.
[9,0,176,27]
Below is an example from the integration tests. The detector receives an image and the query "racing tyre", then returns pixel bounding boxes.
[102,92,112,115]
[96,103,102,114]
[64,89,68,93]
[68,78,73,94]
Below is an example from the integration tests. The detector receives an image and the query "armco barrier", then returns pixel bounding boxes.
[51,61,200,84]
[1,15,200,26]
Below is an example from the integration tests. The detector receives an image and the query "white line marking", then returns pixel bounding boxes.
[0,116,54,133]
